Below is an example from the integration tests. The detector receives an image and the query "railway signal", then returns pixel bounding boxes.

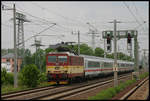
[127,33,132,44]
[127,33,132,51]
[106,33,111,52]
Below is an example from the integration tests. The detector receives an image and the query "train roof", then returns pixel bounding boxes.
[47,52,134,64]
[48,52,76,56]
[79,54,134,64]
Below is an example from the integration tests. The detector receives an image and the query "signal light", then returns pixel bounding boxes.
[127,33,131,44]
[106,34,111,52]
[107,46,111,52]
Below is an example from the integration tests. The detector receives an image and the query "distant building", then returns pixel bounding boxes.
[1,53,22,72]
[1,62,11,72]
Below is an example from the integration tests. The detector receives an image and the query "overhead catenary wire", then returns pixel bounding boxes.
[31,2,85,25]
[2,4,69,41]
[132,2,146,24]
[13,4,81,34]
[123,2,145,31]
[2,3,56,29]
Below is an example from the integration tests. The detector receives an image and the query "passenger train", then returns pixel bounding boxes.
[46,52,134,85]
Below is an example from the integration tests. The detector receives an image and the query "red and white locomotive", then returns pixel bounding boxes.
[46,52,134,84]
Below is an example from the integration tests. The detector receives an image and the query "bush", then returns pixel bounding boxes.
[5,73,14,85]
[19,64,40,88]
[1,68,14,85]
[107,87,117,97]
[1,68,7,85]
[38,72,47,83]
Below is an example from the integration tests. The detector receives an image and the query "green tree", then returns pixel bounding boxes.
[5,73,14,85]
[45,48,55,54]
[19,64,40,87]
[66,43,94,55]
[21,49,33,70]
[36,49,45,72]
[94,47,104,57]
[79,44,94,55]
[106,53,114,59]
[1,49,8,56]
[1,68,14,85]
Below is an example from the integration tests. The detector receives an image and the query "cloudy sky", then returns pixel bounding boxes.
[1,1,149,59]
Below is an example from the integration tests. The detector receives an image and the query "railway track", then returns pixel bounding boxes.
[120,76,149,100]
[1,85,61,100]
[38,75,131,100]
[1,73,131,100]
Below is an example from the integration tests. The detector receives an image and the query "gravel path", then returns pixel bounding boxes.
[111,77,149,100]
[127,79,149,100]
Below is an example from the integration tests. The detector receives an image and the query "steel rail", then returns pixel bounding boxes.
[120,76,149,100]
[2,73,131,100]
[36,75,131,100]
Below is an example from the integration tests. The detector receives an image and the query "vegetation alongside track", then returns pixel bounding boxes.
[88,72,149,100]
[1,64,50,94]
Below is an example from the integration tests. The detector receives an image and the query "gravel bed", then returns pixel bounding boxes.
[61,76,131,100]
[111,77,149,100]
[127,79,149,100]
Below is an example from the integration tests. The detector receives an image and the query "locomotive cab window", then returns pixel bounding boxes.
[48,56,57,63]
[58,56,67,62]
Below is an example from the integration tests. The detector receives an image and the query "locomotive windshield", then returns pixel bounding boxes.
[48,56,57,62]
[47,55,68,63]
[58,56,67,62]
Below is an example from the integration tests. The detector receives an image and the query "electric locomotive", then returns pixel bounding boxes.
[46,52,84,84]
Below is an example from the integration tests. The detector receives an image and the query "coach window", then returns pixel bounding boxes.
[122,64,124,68]
[118,63,120,67]
[88,61,91,68]
[88,61,92,68]
[96,62,100,68]
[110,62,113,68]
[123,64,125,67]
[104,62,108,68]
[101,62,104,68]
[104,62,106,68]
[121,64,123,68]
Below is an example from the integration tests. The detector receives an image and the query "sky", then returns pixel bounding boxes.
[1,1,149,60]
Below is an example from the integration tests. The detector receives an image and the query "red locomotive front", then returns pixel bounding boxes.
[46,52,84,85]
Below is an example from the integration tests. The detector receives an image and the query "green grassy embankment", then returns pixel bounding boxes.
[88,72,149,100]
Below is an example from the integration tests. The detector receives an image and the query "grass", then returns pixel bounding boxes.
[88,72,149,100]
[1,82,51,94]
[1,84,29,94]
[139,72,149,79]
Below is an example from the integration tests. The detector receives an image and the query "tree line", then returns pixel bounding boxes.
[2,43,134,72]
